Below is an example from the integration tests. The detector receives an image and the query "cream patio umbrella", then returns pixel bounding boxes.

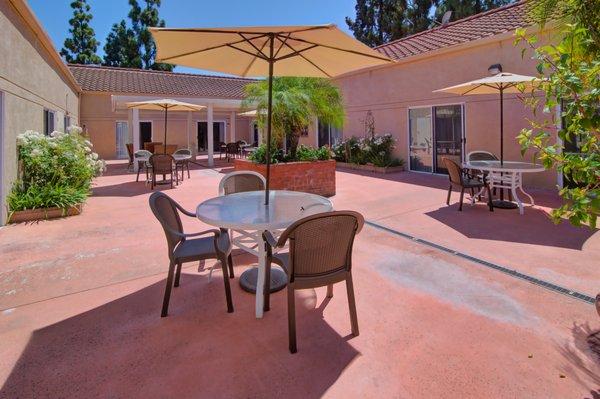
[434,72,542,208]
[150,24,393,204]
[434,72,542,165]
[126,99,205,153]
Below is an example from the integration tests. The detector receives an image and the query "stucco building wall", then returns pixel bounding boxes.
[80,92,253,160]
[334,32,557,188]
[0,0,80,224]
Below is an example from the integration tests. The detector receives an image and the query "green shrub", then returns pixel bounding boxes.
[248,143,330,164]
[8,127,105,214]
[333,134,403,167]
[294,145,331,161]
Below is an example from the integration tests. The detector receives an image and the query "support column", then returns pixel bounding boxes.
[186,111,193,154]
[230,111,236,142]
[207,103,214,167]
[131,108,140,172]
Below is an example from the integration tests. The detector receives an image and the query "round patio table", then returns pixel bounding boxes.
[464,160,545,215]
[196,190,333,318]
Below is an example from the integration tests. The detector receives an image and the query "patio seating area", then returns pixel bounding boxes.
[0,159,598,398]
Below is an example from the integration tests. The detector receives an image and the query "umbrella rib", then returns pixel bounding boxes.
[240,37,270,77]
[274,44,319,62]
[238,33,269,59]
[159,34,269,62]
[227,43,269,61]
[277,40,331,77]
[273,33,292,58]
[281,36,392,62]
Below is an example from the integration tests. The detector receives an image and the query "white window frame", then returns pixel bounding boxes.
[115,120,129,159]
[0,91,5,225]
[43,109,56,135]
[407,102,466,175]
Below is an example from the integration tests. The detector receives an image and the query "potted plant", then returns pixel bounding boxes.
[7,126,105,223]
[236,77,344,196]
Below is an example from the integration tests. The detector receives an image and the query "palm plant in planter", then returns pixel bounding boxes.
[242,77,345,159]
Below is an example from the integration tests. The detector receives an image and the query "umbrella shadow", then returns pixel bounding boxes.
[425,204,597,250]
[557,322,600,393]
[0,274,358,398]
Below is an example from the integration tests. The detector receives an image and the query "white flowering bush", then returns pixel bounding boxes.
[333,134,403,167]
[8,126,105,213]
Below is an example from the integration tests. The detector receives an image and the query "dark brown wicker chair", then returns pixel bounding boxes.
[263,211,365,353]
[173,148,192,181]
[442,157,493,212]
[149,192,234,317]
[218,171,266,196]
[225,142,240,162]
[126,143,134,169]
[149,153,177,189]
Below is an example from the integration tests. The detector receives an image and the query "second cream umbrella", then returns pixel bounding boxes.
[126,99,205,153]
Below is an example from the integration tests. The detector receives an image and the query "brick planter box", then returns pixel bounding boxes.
[8,204,83,224]
[234,159,336,197]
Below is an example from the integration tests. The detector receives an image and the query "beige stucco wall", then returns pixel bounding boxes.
[80,92,253,160]
[0,1,80,224]
[334,33,558,189]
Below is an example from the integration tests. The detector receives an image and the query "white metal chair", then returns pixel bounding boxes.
[134,149,152,183]
[203,172,267,282]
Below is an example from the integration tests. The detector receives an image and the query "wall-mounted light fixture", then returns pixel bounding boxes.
[488,63,503,75]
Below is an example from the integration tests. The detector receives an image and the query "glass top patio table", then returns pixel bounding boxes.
[464,160,545,173]
[196,190,333,318]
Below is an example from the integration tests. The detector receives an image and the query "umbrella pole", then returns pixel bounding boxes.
[164,106,168,154]
[265,34,274,206]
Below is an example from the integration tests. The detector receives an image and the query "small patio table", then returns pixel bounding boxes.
[463,160,545,215]
[135,152,192,183]
[196,190,333,318]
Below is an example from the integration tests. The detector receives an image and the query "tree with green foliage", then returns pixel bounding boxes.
[515,0,600,227]
[347,0,514,45]
[346,0,409,47]
[434,0,512,22]
[103,20,141,68]
[242,77,345,159]
[103,0,172,71]
[60,0,101,64]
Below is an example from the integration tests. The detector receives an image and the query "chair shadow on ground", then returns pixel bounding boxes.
[0,271,358,398]
[557,322,600,397]
[425,203,597,250]
[92,180,179,198]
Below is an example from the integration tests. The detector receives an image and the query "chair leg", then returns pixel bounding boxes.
[288,284,297,353]
[459,187,465,211]
[486,185,494,212]
[174,262,182,287]
[220,256,234,313]
[227,254,234,279]
[161,261,176,317]
[186,161,190,178]
[326,284,334,298]
[470,187,475,198]
[346,272,359,337]
[446,185,452,205]
[263,259,271,312]
[136,162,141,182]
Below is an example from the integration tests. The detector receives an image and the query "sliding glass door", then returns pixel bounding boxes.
[409,105,464,174]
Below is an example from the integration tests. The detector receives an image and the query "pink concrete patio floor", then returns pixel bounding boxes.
[0,159,599,398]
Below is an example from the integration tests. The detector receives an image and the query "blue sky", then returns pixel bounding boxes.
[29,0,357,75]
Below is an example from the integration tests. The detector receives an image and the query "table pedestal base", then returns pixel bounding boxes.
[492,199,518,209]
[239,266,287,294]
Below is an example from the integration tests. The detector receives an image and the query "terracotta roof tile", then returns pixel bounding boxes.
[68,64,256,99]
[375,1,534,60]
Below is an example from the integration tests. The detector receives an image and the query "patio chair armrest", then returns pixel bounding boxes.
[172,202,197,218]
[163,226,221,239]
